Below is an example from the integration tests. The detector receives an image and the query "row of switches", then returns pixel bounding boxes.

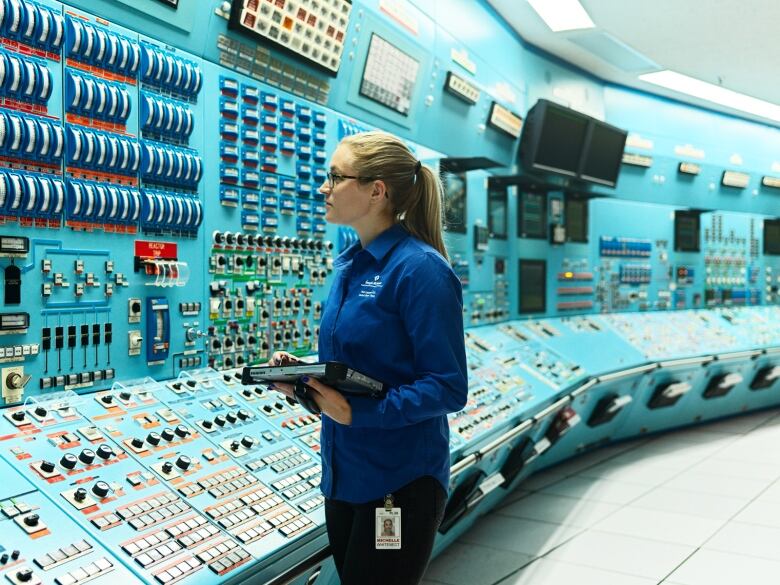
[41,323,112,372]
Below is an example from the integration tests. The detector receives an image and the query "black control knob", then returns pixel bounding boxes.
[254,387,264,396]
[16,569,33,582]
[91,481,110,498]
[0,553,7,564]
[214,415,226,427]
[242,388,252,398]
[11,411,25,421]
[171,382,182,390]
[147,432,161,446]
[237,409,250,421]
[226,412,237,424]
[217,255,226,266]
[224,357,234,368]
[97,445,114,460]
[100,394,113,404]
[74,487,88,502]
[240,436,254,449]
[10,551,18,561]
[79,449,95,465]
[161,428,175,442]
[175,455,191,471]
[230,440,240,452]
[246,235,257,247]
[174,425,189,438]
[39,460,55,473]
[186,380,197,388]
[201,419,213,429]
[131,437,144,449]
[119,391,131,401]
[213,231,224,244]
[34,406,47,418]
[237,233,247,246]
[161,462,173,474]
[23,514,39,527]
[245,256,254,268]
[60,454,78,469]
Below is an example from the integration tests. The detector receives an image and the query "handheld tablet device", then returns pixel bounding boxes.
[241,361,386,399]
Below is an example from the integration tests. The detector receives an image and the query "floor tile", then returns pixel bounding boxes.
[515,468,569,492]
[593,506,723,546]
[540,475,652,505]
[576,460,682,485]
[494,558,656,585]
[704,521,780,562]
[664,470,768,500]
[689,457,780,481]
[733,498,780,528]
[498,491,620,528]
[544,530,694,579]
[424,542,533,585]
[665,548,780,585]
[458,514,581,556]
[631,486,746,520]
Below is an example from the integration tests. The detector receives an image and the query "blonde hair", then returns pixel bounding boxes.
[341,131,449,261]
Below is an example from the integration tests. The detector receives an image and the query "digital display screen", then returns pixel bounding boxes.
[229,0,352,75]
[359,34,419,116]
[474,225,489,251]
[764,219,780,256]
[535,106,589,176]
[579,122,627,187]
[487,184,507,239]
[674,210,701,252]
[518,191,547,239]
[443,172,467,234]
[565,197,588,242]
[519,259,546,314]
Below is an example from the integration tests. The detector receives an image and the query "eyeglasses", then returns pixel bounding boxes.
[326,171,378,190]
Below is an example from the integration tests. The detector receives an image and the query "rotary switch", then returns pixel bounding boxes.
[147,432,161,446]
[240,436,254,449]
[73,487,88,502]
[60,454,78,469]
[174,425,189,438]
[161,428,175,441]
[97,445,114,460]
[78,449,95,465]
[175,455,191,471]
[40,461,55,473]
[91,481,110,498]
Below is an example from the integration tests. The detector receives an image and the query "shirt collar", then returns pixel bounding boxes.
[334,224,408,269]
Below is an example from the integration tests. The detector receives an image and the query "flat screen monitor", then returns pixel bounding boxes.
[764,219,780,256]
[443,172,467,234]
[520,100,589,177]
[579,121,627,187]
[518,191,547,239]
[359,34,419,116]
[487,183,508,239]
[674,210,701,252]
[519,259,546,314]
[565,197,588,242]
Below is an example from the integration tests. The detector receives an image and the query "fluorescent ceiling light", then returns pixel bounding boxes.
[527,0,595,32]
[640,70,780,123]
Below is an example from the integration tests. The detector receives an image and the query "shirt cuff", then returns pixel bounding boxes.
[348,395,383,428]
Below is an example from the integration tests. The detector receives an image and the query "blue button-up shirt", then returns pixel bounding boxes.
[317,223,468,503]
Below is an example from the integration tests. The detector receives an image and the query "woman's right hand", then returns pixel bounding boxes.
[268,351,300,367]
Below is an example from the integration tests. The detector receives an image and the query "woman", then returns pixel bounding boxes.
[270,131,467,585]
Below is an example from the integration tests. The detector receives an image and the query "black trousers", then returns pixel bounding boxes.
[324,475,448,585]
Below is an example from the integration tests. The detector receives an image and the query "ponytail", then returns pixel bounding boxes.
[341,131,449,261]
[399,164,448,261]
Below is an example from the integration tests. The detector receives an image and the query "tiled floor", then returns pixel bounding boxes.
[423,408,780,585]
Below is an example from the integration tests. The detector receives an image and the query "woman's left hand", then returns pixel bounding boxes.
[269,377,352,425]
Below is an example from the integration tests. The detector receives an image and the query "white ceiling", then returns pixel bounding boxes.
[488,0,780,127]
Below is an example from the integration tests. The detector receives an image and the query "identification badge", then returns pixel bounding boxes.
[375,494,401,549]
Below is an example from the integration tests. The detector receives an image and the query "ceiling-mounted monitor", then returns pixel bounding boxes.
[359,34,420,116]
[578,121,627,187]
[520,99,589,178]
[229,0,352,76]
[519,99,628,188]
